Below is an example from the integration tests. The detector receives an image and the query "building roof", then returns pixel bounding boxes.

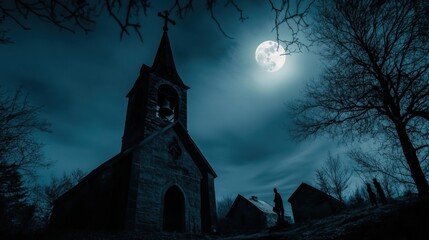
[226,194,276,218]
[53,150,129,204]
[248,196,276,214]
[287,182,344,206]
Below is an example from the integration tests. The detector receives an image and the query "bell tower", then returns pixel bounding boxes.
[121,12,189,151]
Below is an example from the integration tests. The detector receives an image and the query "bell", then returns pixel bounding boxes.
[159,98,173,119]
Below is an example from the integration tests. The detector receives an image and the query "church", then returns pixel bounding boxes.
[50,13,218,234]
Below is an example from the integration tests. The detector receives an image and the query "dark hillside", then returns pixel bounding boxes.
[14,196,429,240]
[221,196,429,240]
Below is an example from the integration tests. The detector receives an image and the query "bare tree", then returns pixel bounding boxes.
[290,0,429,196]
[0,86,49,235]
[314,153,351,203]
[0,87,50,178]
[266,0,314,54]
[349,147,416,197]
[32,169,85,227]
[0,1,313,54]
[216,194,235,233]
[315,168,330,195]
[350,149,414,186]
[217,194,234,219]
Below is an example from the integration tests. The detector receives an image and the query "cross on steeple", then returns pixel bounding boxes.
[158,10,176,32]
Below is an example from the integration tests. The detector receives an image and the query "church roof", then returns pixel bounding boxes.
[151,31,185,87]
[54,121,216,204]
[53,151,130,204]
[288,182,344,206]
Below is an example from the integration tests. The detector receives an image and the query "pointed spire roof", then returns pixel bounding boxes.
[151,31,185,87]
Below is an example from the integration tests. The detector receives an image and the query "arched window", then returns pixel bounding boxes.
[157,84,179,122]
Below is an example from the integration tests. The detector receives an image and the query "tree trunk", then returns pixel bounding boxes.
[395,122,429,196]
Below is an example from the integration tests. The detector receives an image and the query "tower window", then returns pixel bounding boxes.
[157,85,179,122]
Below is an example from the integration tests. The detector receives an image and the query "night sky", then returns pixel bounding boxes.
[1,1,341,216]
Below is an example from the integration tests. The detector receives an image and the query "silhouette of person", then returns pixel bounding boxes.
[366,183,377,207]
[373,178,387,205]
[273,188,284,224]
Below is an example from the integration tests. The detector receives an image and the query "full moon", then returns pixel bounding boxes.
[255,40,286,72]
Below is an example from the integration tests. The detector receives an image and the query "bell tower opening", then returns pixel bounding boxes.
[157,84,179,122]
[163,186,185,232]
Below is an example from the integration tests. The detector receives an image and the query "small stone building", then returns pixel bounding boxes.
[224,195,278,233]
[50,27,217,234]
[288,182,345,224]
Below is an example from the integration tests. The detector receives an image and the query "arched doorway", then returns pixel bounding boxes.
[163,185,185,232]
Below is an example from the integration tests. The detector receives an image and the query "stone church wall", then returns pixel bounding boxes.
[130,128,203,233]
[207,174,217,231]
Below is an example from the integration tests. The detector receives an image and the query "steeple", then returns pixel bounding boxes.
[152,11,185,86]
[152,31,184,85]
